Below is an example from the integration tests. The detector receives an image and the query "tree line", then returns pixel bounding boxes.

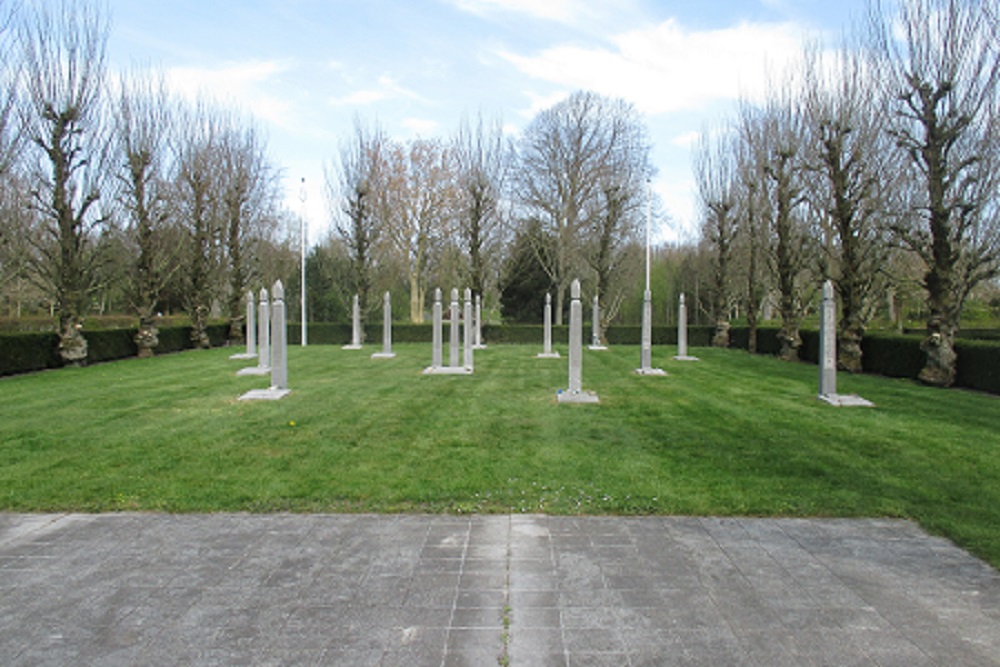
[317,89,655,341]
[693,0,1000,387]
[0,0,296,363]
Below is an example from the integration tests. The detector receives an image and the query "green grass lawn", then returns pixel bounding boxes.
[2,342,999,567]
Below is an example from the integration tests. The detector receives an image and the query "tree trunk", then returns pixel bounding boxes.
[190,304,210,349]
[712,318,730,348]
[135,309,159,359]
[837,325,864,373]
[58,315,87,366]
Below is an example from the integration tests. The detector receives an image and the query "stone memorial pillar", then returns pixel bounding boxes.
[231,290,257,360]
[589,295,607,350]
[270,280,288,390]
[343,294,362,349]
[817,280,873,406]
[239,281,291,400]
[819,280,837,398]
[372,291,396,359]
[674,293,699,361]
[432,288,443,369]
[449,288,460,368]
[259,287,271,369]
[538,292,560,358]
[463,288,474,371]
[474,294,486,349]
[636,288,666,375]
[558,279,598,403]
[425,287,473,375]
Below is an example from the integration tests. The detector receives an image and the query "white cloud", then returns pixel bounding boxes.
[402,117,440,135]
[671,131,700,148]
[165,59,295,126]
[329,74,425,107]
[499,19,807,114]
[515,89,570,119]
[449,0,582,23]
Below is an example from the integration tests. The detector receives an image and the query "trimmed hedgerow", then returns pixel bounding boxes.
[0,332,61,376]
[955,339,1000,395]
[860,332,925,379]
[86,328,139,363]
[0,323,233,377]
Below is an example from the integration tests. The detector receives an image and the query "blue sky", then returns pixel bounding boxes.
[106,0,871,244]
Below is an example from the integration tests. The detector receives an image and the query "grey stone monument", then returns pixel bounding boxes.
[589,295,607,350]
[474,294,486,350]
[449,288,460,368]
[343,294,362,349]
[424,287,472,375]
[240,280,291,401]
[818,280,874,407]
[463,288,474,371]
[230,290,257,360]
[636,289,666,375]
[558,279,599,403]
[237,287,271,376]
[673,293,699,361]
[537,292,560,358]
[432,288,443,369]
[371,291,396,359]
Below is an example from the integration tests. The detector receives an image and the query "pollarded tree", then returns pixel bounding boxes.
[871,0,1000,386]
[218,116,281,344]
[803,42,897,372]
[18,0,110,365]
[732,120,771,354]
[174,100,223,349]
[741,90,817,362]
[694,128,739,348]
[113,69,178,357]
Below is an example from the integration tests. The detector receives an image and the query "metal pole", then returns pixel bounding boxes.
[645,178,651,293]
[299,178,307,347]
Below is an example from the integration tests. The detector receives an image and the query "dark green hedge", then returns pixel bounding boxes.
[0,323,231,377]
[727,326,783,355]
[860,333,925,379]
[955,339,1000,394]
[0,332,61,376]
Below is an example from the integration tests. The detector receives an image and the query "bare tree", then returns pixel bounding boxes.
[694,128,739,348]
[0,0,21,177]
[453,113,509,308]
[329,118,387,337]
[218,115,281,344]
[803,42,897,372]
[582,102,651,340]
[381,137,453,322]
[743,89,817,361]
[174,100,222,349]
[517,90,646,324]
[18,0,110,364]
[730,116,772,354]
[114,68,179,357]
[871,0,1000,386]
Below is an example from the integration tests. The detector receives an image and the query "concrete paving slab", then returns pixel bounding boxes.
[1,514,998,666]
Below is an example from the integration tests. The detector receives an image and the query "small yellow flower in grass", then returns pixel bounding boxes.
[288,420,296,427]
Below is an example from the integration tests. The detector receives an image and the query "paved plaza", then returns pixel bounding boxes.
[1,513,999,666]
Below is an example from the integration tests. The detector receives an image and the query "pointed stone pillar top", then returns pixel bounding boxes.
[272,280,284,300]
